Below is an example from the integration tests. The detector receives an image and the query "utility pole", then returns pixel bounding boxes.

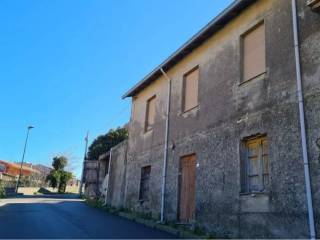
[79,131,89,195]
[15,126,34,193]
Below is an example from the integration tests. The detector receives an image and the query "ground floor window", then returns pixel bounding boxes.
[241,135,269,193]
[139,165,151,201]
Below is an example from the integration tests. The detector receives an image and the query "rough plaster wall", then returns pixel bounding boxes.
[129,76,168,154]
[125,143,164,218]
[125,0,320,238]
[98,159,107,194]
[84,160,99,198]
[108,140,128,208]
[125,75,168,217]
[298,0,320,235]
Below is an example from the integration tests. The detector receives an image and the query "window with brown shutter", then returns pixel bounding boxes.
[241,135,269,193]
[139,166,151,201]
[241,22,266,82]
[182,67,199,112]
[145,96,156,132]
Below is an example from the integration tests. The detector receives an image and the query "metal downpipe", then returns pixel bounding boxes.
[291,0,316,238]
[160,68,171,222]
[105,147,113,205]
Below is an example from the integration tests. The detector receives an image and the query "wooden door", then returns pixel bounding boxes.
[179,154,196,223]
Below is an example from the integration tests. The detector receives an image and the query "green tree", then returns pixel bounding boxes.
[46,156,73,193]
[58,171,73,193]
[46,170,60,188]
[52,156,68,171]
[87,127,128,160]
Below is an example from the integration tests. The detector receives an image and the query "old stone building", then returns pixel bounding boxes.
[121,0,320,238]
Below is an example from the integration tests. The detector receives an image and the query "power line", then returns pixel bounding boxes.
[104,104,130,130]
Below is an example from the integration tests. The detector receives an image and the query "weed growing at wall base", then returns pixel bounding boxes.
[84,198,215,239]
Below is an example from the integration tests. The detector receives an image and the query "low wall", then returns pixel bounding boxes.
[18,187,40,195]
[107,140,128,208]
[18,186,79,195]
[83,160,99,199]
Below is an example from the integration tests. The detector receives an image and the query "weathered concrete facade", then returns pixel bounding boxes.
[107,140,128,208]
[123,0,320,238]
[83,160,99,198]
[83,141,128,208]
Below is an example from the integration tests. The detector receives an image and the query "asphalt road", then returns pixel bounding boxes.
[0,196,176,239]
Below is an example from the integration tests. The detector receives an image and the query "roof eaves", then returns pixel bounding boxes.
[122,0,257,99]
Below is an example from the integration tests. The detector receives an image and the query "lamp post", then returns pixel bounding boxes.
[15,126,34,193]
[79,131,89,195]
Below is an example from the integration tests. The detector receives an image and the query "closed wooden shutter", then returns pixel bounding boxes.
[145,96,156,131]
[261,138,269,188]
[183,67,199,112]
[242,23,266,81]
[244,136,269,192]
[247,141,260,191]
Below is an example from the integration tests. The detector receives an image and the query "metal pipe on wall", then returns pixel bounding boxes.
[291,0,316,239]
[160,68,172,222]
[105,147,113,205]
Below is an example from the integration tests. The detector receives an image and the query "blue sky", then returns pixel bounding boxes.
[0,0,233,177]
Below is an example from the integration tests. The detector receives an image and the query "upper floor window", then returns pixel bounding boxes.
[145,95,156,132]
[241,22,266,82]
[241,135,269,193]
[182,66,199,112]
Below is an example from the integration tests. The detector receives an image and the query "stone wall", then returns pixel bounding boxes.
[299,0,320,234]
[107,140,128,208]
[83,160,99,199]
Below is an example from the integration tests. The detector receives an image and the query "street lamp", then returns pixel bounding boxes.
[15,125,34,193]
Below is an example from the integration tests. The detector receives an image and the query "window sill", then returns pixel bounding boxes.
[240,191,269,196]
[144,128,153,135]
[239,71,267,86]
[180,105,199,117]
[183,104,199,113]
[240,192,270,212]
[138,199,149,204]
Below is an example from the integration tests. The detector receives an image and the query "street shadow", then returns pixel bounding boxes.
[12,187,81,199]
[0,199,176,239]
[15,193,81,199]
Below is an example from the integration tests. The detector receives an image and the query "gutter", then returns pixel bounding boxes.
[291,0,316,239]
[160,68,172,222]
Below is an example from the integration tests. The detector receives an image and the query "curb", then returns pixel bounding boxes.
[85,200,210,239]
[115,211,207,239]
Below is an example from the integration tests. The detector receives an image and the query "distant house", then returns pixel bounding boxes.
[0,160,40,177]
